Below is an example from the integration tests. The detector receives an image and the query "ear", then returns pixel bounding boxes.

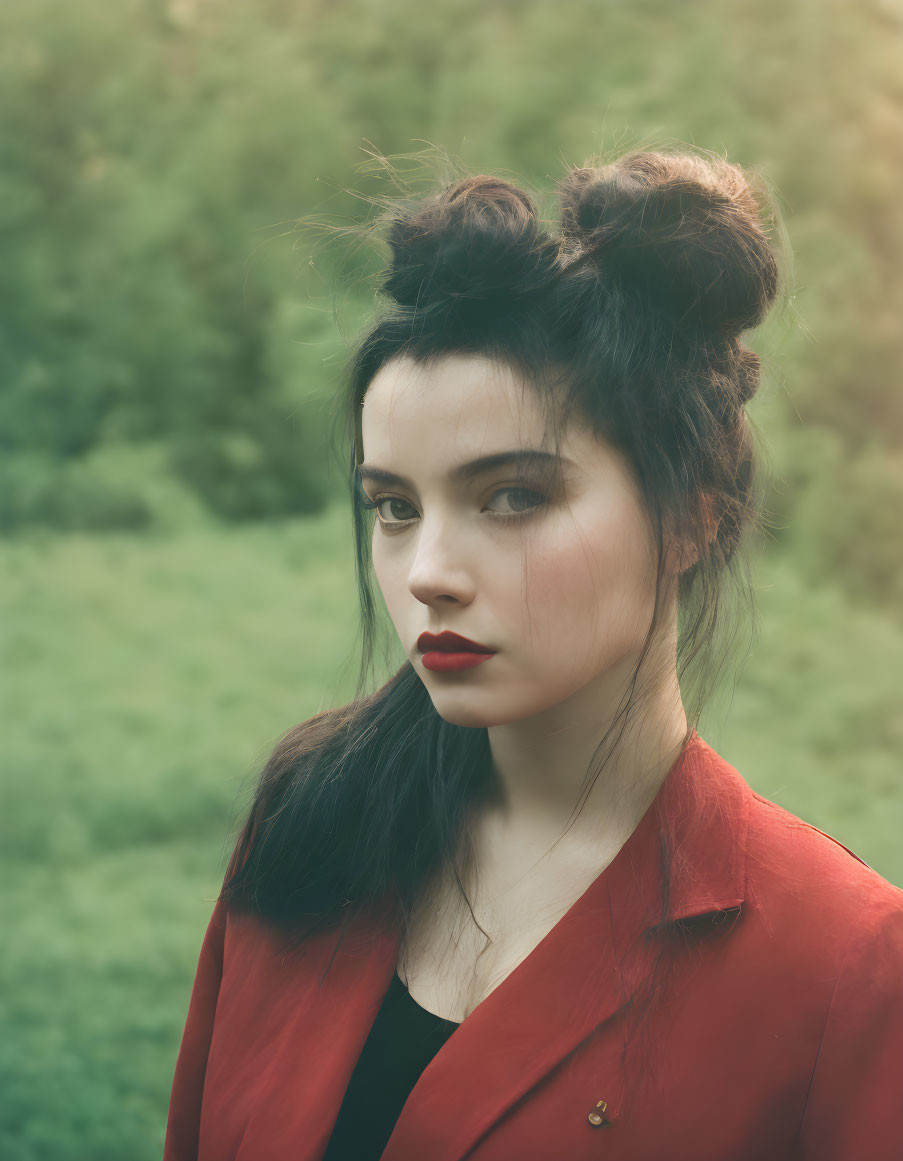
[665,493,721,575]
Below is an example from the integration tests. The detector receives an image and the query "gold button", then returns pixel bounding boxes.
[587,1099,610,1127]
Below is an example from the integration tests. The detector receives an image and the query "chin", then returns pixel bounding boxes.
[426,690,551,730]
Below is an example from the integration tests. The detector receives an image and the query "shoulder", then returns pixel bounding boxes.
[744,784,903,918]
[689,737,903,974]
[742,796,903,1155]
[686,737,903,935]
[733,779,903,989]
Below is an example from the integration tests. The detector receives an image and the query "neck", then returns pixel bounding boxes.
[482,633,689,851]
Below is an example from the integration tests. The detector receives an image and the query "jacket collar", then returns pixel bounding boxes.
[647,728,750,924]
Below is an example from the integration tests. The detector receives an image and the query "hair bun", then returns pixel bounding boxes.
[557,152,779,333]
[382,175,559,310]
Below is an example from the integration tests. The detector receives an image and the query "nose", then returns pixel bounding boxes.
[406,515,477,608]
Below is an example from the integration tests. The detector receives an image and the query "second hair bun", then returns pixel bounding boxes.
[557,152,780,335]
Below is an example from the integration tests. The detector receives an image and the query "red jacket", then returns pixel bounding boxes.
[164,734,903,1160]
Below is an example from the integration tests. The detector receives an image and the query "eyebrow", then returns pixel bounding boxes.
[356,449,571,490]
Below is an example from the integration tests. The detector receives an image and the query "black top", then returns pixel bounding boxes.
[322,971,461,1161]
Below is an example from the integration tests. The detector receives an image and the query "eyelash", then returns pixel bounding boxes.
[358,486,549,530]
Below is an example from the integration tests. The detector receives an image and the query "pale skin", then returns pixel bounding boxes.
[359,352,701,1022]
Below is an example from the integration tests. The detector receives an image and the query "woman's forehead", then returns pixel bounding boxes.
[361,352,617,476]
[362,353,560,449]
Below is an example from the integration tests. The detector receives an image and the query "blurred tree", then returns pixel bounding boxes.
[0,0,350,529]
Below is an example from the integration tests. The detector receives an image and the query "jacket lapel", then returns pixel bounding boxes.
[380,858,650,1159]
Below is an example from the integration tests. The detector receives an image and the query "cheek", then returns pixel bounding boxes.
[522,514,656,650]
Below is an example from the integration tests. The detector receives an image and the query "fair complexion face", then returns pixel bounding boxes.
[359,352,689,850]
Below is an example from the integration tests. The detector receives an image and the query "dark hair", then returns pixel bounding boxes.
[221,148,784,1015]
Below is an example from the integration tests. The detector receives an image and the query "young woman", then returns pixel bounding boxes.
[164,149,903,1161]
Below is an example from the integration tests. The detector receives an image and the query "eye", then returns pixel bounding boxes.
[485,486,547,518]
[363,496,418,525]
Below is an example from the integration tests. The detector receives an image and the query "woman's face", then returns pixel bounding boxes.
[359,353,673,730]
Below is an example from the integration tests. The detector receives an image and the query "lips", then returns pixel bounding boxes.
[417,630,496,674]
[417,630,495,654]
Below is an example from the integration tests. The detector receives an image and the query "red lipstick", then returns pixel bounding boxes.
[417,630,496,673]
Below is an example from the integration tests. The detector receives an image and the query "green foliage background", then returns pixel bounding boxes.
[1,0,901,1156]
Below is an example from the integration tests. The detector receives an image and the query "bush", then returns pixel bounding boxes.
[0,449,154,533]
[168,413,331,523]
[767,425,903,619]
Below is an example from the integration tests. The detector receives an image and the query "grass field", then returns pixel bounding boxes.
[2,502,901,1159]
